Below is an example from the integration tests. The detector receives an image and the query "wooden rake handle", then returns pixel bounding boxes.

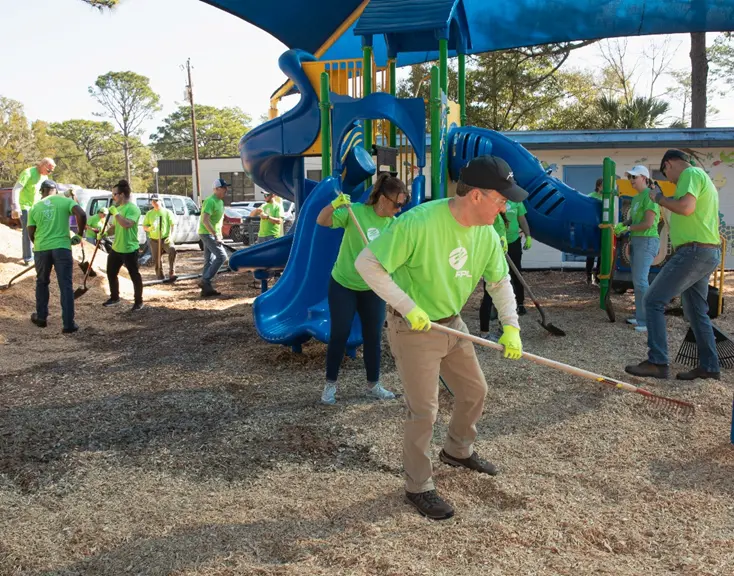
[429,322,695,415]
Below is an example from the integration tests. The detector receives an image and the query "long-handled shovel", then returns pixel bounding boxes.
[74,213,112,299]
[78,241,97,278]
[156,215,163,280]
[505,254,565,336]
[0,265,35,291]
[430,322,694,417]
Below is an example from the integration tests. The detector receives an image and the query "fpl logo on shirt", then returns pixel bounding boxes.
[449,247,471,278]
[367,227,380,241]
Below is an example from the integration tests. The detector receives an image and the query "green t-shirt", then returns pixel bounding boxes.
[493,215,507,239]
[198,195,224,235]
[258,201,283,238]
[504,200,527,243]
[331,202,395,291]
[86,214,103,240]
[17,167,47,210]
[629,188,660,238]
[27,195,77,252]
[111,202,141,254]
[368,199,508,320]
[143,207,175,240]
[669,167,720,248]
[589,191,602,201]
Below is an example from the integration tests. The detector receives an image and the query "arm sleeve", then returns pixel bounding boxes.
[485,275,519,329]
[355,247,417,316]
[11,169,29,208]
[518,202,528,217]
[27,207,36,227]
[330,207,349,229]
[674,169,699,199]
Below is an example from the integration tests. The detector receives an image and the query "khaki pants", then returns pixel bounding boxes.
[387,313,488,493]
[149,237,177,279]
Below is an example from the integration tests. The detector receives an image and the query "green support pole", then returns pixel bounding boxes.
[439,39,448,95]
[599,157,616,308]
[430,65,442,200]
[458,53,466,126]
[389,58,397,148]
[319,72,331,178]
[362,45,373,152]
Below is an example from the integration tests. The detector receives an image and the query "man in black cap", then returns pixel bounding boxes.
[355,155,525,520]
[625,149,721,380]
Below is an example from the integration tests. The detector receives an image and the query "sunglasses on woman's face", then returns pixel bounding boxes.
[385,195,409,209]
[628,175,639,181]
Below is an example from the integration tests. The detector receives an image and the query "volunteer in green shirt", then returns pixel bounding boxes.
[250,192,283,242]
[614,165,661,332]
[11,158,56,264]
[315,173,407,406]
[198,178,229,297]
[355,155,525,521]
[479,213,509,338]
[143,195,177,281]
[27,180,86,333]
[504,194,533,314]
[86,207,112,251]
[626,150,721,381]
[103,179,144,311]
[586,177,603,284]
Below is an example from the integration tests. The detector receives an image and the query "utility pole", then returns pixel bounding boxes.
[185,58,202,203]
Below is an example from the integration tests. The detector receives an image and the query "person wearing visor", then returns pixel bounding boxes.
[614,165,660,332]
[315,172,408,406]
[625,149,721,381]
[250,191,283,243]
[355,155,524,521]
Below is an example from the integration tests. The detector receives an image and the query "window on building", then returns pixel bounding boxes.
[307,169,322,181]
[220,172,254,205]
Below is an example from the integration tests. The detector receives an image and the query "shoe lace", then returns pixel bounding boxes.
[421,491,442,505]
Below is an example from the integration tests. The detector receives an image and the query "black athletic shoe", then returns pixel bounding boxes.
[102,298,121,307]
[676,367,720,381]
[517,305,527,316]
[30,313,47,328]
[131,302,144,312]
[62,323,79,334]
[405,490,454,520]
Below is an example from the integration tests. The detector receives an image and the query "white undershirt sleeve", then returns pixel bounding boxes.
[485,274,519,329]
[355,247,416,316]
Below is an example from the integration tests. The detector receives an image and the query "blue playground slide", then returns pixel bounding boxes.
[448,126,601,256]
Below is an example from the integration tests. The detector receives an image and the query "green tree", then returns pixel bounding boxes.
[80,0,119,8]
[595,95,671,129]
[150,105,252,159]
[0,97,37,185]
[89,71,161,182]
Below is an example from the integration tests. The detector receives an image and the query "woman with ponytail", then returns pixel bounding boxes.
[315,173,409,405]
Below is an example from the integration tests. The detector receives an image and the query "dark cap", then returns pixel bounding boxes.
[150,193,161,201]
[660,149,691,172]
[212,178,231,189]
[40,180,57,190]
[459,155,528,202]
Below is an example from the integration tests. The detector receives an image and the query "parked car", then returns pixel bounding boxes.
[231,200,264,212]
[222,207,245,242]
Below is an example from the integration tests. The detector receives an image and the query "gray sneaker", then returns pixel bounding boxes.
[405,490,454,520]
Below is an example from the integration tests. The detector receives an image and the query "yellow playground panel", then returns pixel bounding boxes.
[616,178,676,197]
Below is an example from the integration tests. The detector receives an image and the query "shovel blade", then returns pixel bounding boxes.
[540,321,566,337]
[78,261,97,278]
[73,286,88,300]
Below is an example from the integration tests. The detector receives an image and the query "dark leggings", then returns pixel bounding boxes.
[326,277,386,383]
[479,280,494,332]
[107,249,143,304]
[508,238,524,305]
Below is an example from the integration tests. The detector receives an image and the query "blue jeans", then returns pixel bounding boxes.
[630,236,660,326]
[34,248,75,329]
[645,245,721,371]
[326,277,386,383]
[21,209,33,262]
[199,234,227,284]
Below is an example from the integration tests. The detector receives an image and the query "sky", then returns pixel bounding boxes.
[2,0,733,139]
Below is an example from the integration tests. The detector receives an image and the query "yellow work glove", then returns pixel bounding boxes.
[613,223,629,236]
[523,236,532,250]
[498,325,522,360]
[70,234,82,246]
[500,236,508,253]
[405,306,431,332]
[108,205,118,216]
[331,193,351,210]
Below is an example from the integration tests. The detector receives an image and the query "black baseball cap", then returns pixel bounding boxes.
[660,149,691,173]
[459,155,528,202]
[40,180,57,190]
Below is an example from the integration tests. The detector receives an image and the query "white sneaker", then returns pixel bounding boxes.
[321,382,337,405]
[635,325,648,333]
[626,318,638,326]
[366,383,395,401]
